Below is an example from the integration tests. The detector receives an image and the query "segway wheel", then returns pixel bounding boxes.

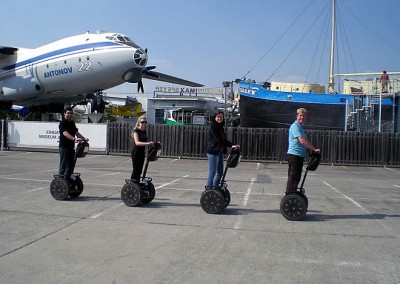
[280,194,307,221]
[50,177,69,200]
[69,177,84,198]
[141,181,156,204]
[296,191,308,210]
[223,188,231,209]
[200,189,225,214]
[121,182,142,207]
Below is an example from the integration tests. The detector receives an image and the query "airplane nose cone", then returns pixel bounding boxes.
[134,49,147,67]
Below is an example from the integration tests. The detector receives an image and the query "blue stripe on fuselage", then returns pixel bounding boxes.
[2,41,122,71]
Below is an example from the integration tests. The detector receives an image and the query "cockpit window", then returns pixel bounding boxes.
[106,34,140,48]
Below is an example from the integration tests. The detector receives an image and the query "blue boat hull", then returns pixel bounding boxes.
[239,82,398,130]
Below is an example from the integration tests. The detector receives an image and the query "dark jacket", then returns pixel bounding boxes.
[206,121,233,155]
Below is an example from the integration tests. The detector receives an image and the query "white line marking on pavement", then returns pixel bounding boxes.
[89,203,125,219]
[234,177,256,230]
[323,181,371,214]
[170,159,179,163]
[394,185,400,188]
[384,167,400,174]
[27,186,48,193]
[96,172,121,178]
[155,175,190,189]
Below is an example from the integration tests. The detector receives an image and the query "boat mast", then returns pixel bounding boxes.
[328,0,335,93]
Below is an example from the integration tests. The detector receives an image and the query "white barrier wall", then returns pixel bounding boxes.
[7,121,108,153]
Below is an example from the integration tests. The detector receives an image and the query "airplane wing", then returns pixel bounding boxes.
[0,46,18,60]
[142,70,204,87]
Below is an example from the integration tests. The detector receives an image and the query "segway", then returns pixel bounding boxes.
[200,147,241,214]
[280,151,321,221]
[121,142,162,207]
[50,140,89,200]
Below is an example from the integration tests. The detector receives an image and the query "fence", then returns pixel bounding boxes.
[108,123,400,166]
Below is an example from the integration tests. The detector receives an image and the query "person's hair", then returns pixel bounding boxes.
[213,110,225,123]
[63,107,73,114]
[134,115,147,129]
[297,108,307,115]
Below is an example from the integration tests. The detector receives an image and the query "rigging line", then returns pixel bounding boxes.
[266,0,330,82]
[336,2,356,73]
[316,7,331,84]
[302,3,331,92]
[240,0,316,80]
[340,0,400,55]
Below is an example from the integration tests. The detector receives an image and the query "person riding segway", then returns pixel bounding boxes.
[200,147,241,214]
[121,142,162,206]
[280,151,321,221]
[50,139,89,200]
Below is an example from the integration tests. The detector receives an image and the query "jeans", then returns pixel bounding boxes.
[207,151,224,187]
[59,147,75,178]
[285,154,304,194]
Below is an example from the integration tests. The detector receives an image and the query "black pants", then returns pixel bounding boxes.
[59,147,75,178]
[131,151,145,181]
[286,154,304,194]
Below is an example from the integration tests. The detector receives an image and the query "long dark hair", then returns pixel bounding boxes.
[213,110,225,125]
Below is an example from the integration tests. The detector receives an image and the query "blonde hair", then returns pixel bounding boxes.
[297,108,307,115]
[134,115,147,129]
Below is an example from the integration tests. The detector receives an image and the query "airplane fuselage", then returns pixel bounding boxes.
[0,31,147,107]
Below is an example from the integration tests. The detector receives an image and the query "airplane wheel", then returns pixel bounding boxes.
[141,182,156,204]
[280,194,307,221]
[121,182,142,207]
[69,177,84,198]
[200,189,225,214]
[50,177,69,200]
[223,188,231,209]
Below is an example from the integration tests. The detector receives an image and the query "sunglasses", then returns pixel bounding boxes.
[140,121,147,124]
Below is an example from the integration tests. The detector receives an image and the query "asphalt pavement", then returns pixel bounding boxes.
[0,151,399,284]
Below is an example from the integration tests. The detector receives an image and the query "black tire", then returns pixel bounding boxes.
[223,188,231,208]
[200,189,225,214]
[121,182,142,207]
[280,194,307,221]
[141,182,156,204]
[50,177,69,200]
[296,192,308,209]
[69,177,84,198]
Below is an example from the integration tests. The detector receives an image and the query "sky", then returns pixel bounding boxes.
[2,0,400,94]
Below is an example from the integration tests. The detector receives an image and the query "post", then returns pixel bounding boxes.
[1,119,6,151]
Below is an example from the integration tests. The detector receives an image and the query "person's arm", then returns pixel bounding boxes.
[75,131,87,141]
[62,131,75,141]
[132,131,154,146]
[297,136,320,153]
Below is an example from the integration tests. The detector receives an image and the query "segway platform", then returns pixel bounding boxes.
[200,148,240,214]
[280,151,321,221]
[121,142,161,207]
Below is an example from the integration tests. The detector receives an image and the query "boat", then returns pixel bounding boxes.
[238,0,399,132]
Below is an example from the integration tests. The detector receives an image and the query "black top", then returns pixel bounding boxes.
[59,118,78,148]
[206,121,233,155]
[132,128,147,154]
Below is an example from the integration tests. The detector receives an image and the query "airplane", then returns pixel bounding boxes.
[0,30,203,114]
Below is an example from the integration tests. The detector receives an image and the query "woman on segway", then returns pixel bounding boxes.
[206,110,239,188]
[131,115,154,182]
[286,108,320,195]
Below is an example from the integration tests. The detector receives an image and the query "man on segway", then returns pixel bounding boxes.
[285,108,320,195]
[58,107,88,181]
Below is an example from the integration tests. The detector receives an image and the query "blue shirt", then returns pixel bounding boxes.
[287,121,306,157]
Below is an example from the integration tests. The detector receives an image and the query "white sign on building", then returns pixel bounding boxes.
[7,121,108,153]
